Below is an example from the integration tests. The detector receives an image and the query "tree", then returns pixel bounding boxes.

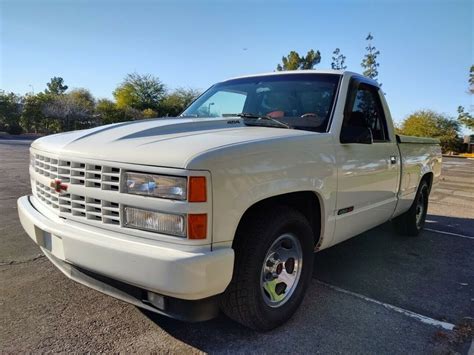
[276,51,300,71]
[159,88,201,116]
[113,73,166,110]
[0,91,23,134]
[458,65,474,129]
[468,65,474,95]
[21,94,47,133]
[69,88,95,107]
[300,49,321,69]
[398,110,461,153]
[331,48,347,70]
[457,66,474,129]
[361,33,381,83]
[95,99,141,125]
[96,99,123,125]
[457,106,474,129]
[113,83,136,109]
[123,107,144,120]
[45,77,68,95]
[276,49,321,71]
[142,108,158,118]
[43,89,96,131]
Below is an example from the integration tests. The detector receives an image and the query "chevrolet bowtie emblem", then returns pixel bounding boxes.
[50,179,68,193]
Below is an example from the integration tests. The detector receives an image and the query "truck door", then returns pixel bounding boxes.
[333,80,400,244]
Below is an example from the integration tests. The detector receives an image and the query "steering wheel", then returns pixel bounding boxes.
[267,110,285,118]
[300,113,318,118]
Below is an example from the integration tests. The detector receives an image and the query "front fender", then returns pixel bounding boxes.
[187,134,338,248]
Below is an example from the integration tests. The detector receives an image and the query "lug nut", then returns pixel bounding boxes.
[276,263,283,275]
[285,258,295,274]
[275,282,287,295]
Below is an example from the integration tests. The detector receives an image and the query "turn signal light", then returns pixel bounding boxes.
[188,214,207,239]
[188,177,207,202]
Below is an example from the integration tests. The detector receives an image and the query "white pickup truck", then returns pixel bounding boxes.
[18,70,441,330]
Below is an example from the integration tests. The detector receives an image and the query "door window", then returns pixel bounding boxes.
[348,83,389,142]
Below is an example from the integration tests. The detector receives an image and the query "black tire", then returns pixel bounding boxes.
[220,205,314,331]
[393,179,430,236]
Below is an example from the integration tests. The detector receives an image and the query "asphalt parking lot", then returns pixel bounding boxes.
[1,140,473,353]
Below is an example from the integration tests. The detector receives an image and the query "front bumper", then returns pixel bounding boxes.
[17,196,234,320]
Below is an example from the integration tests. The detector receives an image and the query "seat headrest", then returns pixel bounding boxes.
[348,111,367,127]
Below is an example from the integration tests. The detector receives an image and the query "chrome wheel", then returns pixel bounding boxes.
[260,233,303,308]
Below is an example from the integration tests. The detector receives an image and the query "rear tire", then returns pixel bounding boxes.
[393,179,430,236]
[221,205,314,331]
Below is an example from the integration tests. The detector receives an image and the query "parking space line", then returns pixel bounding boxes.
[425,228,474,240]
[316,281,455,331]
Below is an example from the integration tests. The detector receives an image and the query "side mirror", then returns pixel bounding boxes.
[340,126,373,144]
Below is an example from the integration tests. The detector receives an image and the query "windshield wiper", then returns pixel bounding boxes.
[232,112,291,129]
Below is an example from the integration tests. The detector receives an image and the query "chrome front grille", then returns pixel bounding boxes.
[34,154,120,191]
[35,181,121,225]
[32,153,122,226]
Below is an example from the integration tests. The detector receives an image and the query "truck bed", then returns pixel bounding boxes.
[397,134,440,144]
[394,134,442,217]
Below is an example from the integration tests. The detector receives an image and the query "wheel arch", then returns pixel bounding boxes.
[421,171,434,194]
[234,191,323,249]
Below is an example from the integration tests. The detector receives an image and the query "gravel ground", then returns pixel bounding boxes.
[1,140,473,353]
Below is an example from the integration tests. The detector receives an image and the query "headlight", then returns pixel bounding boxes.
[124,206,186,237]
[125,172,187,200]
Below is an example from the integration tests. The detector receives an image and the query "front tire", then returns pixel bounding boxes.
[393,179,430,236]
[221,205,314,331]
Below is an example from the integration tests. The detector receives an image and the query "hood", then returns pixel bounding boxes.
[32,117,310,168]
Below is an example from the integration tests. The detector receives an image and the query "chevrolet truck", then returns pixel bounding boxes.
[18,70,442,331]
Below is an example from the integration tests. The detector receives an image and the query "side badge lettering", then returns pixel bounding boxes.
[337,206,354,215]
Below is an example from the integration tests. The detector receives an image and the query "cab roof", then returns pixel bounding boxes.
[223,69,379,87]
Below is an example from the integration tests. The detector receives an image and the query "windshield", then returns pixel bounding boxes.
[181,73,341,132]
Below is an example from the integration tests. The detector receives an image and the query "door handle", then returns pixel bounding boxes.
[390,156,397,164]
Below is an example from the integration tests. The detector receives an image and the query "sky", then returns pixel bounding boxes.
[1,0,472,131]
